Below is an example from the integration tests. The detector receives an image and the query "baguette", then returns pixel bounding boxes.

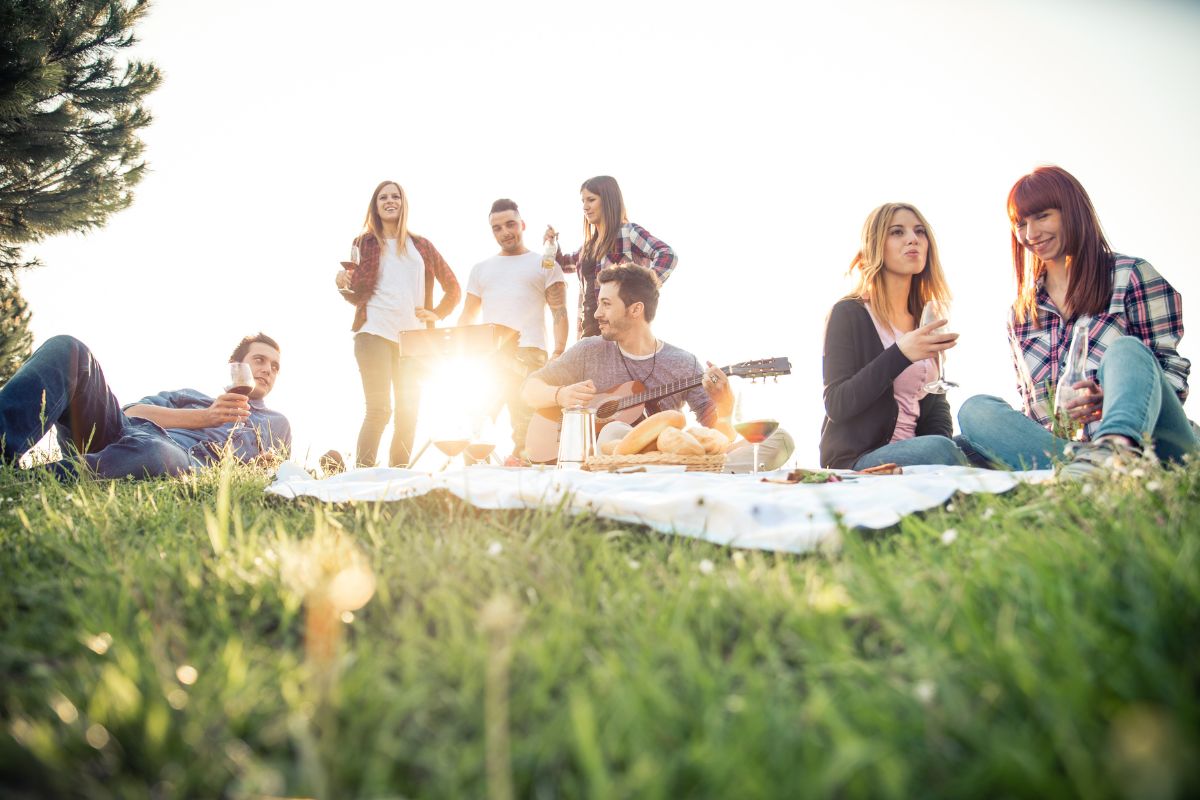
[615,410,687,455]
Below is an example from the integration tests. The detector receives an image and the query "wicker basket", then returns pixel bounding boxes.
[583,452,727,473]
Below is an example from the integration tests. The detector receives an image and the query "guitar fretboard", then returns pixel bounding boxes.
[613,365,732,413]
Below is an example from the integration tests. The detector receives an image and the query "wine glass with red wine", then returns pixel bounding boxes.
[227,362,255,430]
[733,387,779,475]
[465,417,497,465]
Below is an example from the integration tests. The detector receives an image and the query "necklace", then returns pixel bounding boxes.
[619,340,659,385]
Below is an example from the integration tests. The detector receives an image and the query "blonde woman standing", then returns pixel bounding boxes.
[819,203,965,470]
[335,180,460,467]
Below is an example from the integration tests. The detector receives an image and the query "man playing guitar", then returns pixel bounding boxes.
[522,263,792,471]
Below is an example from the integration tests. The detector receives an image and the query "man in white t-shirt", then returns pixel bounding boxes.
[458,198,568,458]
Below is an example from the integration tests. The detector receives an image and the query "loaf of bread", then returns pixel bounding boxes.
[686,426,730,455]
[615,410,686,455]
[657,427,705,456]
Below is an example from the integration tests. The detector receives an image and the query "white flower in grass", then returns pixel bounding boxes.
[175,665,198,685]
[914,680,937,704]
[487,541,503,557]
[50,694,78,724]
[85,723,110,749]
[84,632,112,655]
[982,508,995,520]
[627,559,641,571]
[1146,480,1162,493]
[698,559,715,575]
[167,688,188,710]
[940,528,958,545]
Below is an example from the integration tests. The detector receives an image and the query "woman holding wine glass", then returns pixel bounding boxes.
[819,203,967,470]
[545,176,677,339]
[335,180,460,467]
[957,165,1195,476]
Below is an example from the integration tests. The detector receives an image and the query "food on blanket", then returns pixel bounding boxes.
[615,409,686,455]
[686,426,730,455]
[600,440,621,455]
[856,462,903,475]
[657,427,705,456]
[763,469,842,484]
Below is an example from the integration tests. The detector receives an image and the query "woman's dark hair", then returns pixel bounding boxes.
[580,175,627,266]
[1008,165,1113,323]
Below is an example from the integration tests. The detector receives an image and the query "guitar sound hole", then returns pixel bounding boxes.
[596,400,619,418]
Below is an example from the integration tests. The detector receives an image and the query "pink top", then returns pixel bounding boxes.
[865,302,931,443]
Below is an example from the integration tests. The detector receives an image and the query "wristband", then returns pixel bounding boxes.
[554,386,563,407]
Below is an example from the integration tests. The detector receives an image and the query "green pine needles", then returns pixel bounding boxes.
[0,0,162,271]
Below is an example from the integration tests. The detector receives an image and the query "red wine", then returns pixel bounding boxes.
[226,384,253,396]
[734,419,779,444]
[466,443,496,461]
[434,439,469,457]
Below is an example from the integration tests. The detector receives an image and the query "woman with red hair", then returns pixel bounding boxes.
[958,165,1195,476]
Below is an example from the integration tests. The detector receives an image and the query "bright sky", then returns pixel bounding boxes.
[19,0,1200,468]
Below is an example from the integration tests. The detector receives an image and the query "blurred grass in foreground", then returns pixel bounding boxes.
[0,458,1197,799]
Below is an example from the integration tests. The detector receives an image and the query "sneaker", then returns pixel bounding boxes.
[1058,437,1143,481]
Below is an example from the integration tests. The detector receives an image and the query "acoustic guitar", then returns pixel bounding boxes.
[523,357,792,463]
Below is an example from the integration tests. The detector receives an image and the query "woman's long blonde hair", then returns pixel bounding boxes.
[845,202,951,331]
[361,180,412,255]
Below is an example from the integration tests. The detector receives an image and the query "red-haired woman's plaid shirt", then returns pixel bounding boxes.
[1007,255,1189,437]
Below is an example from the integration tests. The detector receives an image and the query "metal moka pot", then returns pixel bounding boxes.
[557,406,597,469]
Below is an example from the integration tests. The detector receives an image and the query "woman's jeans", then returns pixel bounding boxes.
[958,336,1197,469]
[852,435,967,470]
[354,333,422,468]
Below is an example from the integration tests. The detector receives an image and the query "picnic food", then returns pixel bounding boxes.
[857,462,903,475]
[600,440,621,455]
[687,426,730,455]
[616,410,686,455]
[657,427,705,456]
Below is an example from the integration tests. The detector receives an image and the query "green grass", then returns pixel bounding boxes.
[0,458,1197,799]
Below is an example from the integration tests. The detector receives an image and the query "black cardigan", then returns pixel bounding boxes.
[819,298,952,469]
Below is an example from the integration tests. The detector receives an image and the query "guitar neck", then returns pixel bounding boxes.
[613,365,731,413]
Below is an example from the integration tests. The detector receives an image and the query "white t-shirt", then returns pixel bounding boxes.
[465,250,565,351]
[359,237,426,341]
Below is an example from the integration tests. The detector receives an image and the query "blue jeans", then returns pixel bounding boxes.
[0,336,191,479]
[852,435,967,470]
[958,336,1197,469]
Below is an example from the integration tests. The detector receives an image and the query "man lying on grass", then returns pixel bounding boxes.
[0,334,291,479]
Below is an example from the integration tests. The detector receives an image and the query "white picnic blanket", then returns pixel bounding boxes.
[267,463,1053,554]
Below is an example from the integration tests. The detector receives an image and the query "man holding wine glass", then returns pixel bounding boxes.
[0,333,291,479]
[521,263,793,473]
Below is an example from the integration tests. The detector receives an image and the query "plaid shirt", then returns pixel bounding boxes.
[1008,254,1189,437]
[559,221,677,335]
